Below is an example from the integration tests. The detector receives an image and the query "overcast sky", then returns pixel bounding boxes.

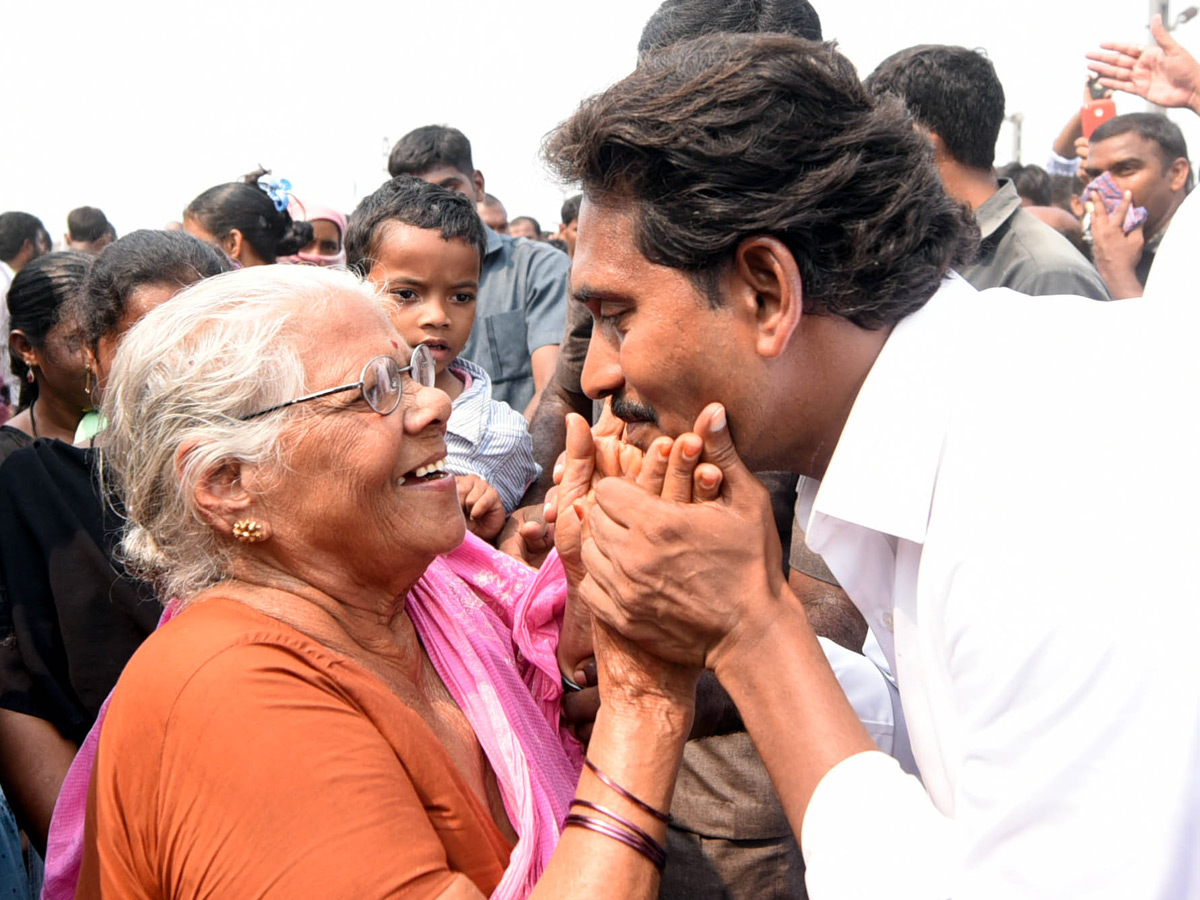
[3,0,1197,240]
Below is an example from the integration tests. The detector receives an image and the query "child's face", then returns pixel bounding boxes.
[365,222,480,375]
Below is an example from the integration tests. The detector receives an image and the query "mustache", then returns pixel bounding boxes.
[610,393,658,425]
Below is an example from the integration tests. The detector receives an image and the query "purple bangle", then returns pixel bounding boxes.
[570,798,666,856]
[564,813,667,871]
[584,757,673,824]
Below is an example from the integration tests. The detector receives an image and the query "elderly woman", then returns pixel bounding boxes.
[75,265,702,900]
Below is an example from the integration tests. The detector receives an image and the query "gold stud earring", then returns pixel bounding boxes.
[232,519,267,543]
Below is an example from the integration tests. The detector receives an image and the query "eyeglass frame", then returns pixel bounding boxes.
[239,343,435,421]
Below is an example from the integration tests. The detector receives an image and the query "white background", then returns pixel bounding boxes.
[3,0,1196,238]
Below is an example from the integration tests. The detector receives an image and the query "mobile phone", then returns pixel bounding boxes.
[1083,76,1117,138]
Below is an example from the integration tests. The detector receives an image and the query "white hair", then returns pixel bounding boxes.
[99,264,389,602]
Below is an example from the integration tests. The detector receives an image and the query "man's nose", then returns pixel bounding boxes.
[580,329,623,400]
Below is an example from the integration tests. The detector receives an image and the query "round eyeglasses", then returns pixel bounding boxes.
[240,343,436,420]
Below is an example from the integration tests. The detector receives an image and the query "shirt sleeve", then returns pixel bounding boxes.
[802,751,959,900]
[519,244,570,354]
[1046,150,1081,177]
[471,399,542,513]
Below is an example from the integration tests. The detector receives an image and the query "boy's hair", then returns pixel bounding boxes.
[345,175,489,274]
[865,44,1005,172]
[560,193,582,226]
[388,125,475,179]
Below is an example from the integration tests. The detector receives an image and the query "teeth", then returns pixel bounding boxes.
[396,476,406,486]
[410,458,448,479]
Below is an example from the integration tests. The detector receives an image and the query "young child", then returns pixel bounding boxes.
[345,176,540,539]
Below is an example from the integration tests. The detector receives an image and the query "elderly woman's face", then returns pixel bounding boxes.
[260,295,463,585]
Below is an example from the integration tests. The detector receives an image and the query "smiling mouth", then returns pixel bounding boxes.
[397,457,450,485]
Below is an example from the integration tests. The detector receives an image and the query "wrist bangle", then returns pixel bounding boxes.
[584,757,672,824]
[564,813,667,871]
[570,798,665,855]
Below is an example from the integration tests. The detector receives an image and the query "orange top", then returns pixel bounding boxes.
[76,597,512,899]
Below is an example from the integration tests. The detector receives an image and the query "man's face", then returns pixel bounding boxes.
[1084,132,1189,237]
[572,199,749,453]
[508,218,540,240]
[560,218,579,257]
[417,165,481,204]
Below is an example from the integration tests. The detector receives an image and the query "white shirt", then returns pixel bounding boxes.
[445,357,541,514]
[796,275,1200,899]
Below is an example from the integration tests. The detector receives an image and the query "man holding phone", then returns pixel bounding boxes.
[1083,112,1191,297]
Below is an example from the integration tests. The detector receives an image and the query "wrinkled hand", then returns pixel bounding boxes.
[1088,189,1146,298]
[579,403,782,673]
[553,407,650,680]
[455,474,507,541]
[1088,15,1200,113]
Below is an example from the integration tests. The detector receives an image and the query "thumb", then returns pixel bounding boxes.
[560,413,596,503]
[1151,14,1178,52]
[692,403,755,489]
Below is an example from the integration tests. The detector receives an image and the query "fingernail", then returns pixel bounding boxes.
[544,500,554,517]
[700,472,720,489]
[710,405,727,432]
[682,437,701,461]
[553,461,565,479]
[572,499,586,520]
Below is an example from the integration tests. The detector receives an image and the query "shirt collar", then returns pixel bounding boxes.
[446,357,490,445]
[484,226,505,258]
[802,275,977,549]
[973,179,1021,241]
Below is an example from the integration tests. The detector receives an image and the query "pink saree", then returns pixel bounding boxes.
[42,533,582,900]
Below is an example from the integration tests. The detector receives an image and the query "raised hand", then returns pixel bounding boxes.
[1087,15,1200,113]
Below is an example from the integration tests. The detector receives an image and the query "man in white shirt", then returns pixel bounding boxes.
[547,32,1200,899]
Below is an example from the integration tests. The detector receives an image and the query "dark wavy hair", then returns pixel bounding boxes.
[345,175,488,275]
[73,230,229,352]
[6,251,92,407]
[545,33,977,328]
[183,169,313,263]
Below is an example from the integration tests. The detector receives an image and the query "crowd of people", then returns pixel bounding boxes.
[1,1,1198,898]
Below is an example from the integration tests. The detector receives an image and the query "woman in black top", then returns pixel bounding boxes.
[0,252,92,465]
[0,231,226,852]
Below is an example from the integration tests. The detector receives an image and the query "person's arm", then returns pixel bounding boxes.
[523,345,560,419]
[1088,15,1200,114]
[519,245,572,421]
[1052,108,1085,161]
[0,708,77,854]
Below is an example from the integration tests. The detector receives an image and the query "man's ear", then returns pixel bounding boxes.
[1168,157,1190,193]
[472,170,486,202]
[732,236,804,359]
[182,441,256,538]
